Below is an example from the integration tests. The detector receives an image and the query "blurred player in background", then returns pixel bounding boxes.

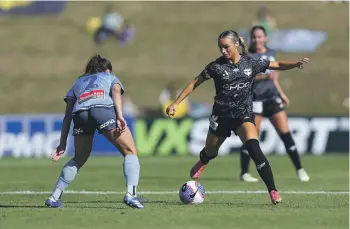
[239,26,310,183]
[93,5,135,46]
[166,29,309,204]
[46,55,144,209]
[253,6,277,36]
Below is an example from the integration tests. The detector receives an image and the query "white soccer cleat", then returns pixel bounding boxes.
[297,168,310,182]
[240,173,259,183]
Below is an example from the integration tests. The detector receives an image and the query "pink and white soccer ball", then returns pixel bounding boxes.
[179,181,206,204]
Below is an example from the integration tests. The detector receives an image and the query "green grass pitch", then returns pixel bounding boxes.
[0,155,348,229]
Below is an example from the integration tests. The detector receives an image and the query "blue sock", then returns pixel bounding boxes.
[51,159,79,200]
[123,155,140,196]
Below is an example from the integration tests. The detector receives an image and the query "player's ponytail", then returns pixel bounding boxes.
[238,36,248,55]
[84,54,112,75]
[98,56,113,72]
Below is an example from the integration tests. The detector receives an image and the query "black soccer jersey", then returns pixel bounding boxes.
[200,55,269,118]
[248,49,280,101]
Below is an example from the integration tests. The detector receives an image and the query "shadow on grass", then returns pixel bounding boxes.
[0,204,124,210]
[65,199,182,206]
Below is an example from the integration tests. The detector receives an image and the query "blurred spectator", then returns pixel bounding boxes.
[122,95,140,118]
[343,98,349,109]
[253,6,277,36]
[159,81,190,119]
[93,5,135,45]
[118,20,135,45]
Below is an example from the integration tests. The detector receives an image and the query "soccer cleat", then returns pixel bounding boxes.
[297,168,310,182]
[190,160,207,179]
[240,173,259,183]
[123,193,144,209]
[45,196,62,208]
[269,190,282,205]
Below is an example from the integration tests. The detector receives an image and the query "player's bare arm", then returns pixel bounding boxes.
[52,99,74,162]
[176,74,207,104]
[268,57,309,70]
[166,74,208,117]
[60,99,74,148]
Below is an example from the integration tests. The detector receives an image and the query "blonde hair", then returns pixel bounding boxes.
[218,30,247,55]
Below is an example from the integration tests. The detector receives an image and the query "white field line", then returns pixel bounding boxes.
[0,190,348,195]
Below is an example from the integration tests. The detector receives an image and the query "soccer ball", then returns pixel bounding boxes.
[179,181,206,205]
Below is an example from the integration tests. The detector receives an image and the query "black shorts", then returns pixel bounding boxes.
[72,107,117,136]
[208,115,255,138]
[253,96,285,118]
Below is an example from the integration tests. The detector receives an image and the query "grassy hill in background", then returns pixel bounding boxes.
[0,1,348,115]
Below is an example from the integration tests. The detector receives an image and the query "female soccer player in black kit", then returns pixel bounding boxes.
[166,30,309,204]
[239,26,310,183]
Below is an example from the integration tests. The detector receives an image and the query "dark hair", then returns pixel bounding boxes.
[248,25,267,53]
[218,30,247,55]
[84,55,112,75]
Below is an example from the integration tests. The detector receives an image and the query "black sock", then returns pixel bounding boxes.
[240,145,251,175]
[245,139,277,192]
[280,132,302,170]
[199,148,216,165]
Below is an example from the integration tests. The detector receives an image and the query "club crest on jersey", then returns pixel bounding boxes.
[243,68,252,77]
[222,70,229,79]
[78,89,105,104]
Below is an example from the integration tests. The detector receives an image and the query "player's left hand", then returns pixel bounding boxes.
[297,57,309,69]
[52,144,66,162]
[281,94,290,106]
[117,116,127,133]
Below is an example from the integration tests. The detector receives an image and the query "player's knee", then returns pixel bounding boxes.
[276,123,290,135]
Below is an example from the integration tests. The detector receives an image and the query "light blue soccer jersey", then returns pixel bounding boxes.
[64,72,124,113]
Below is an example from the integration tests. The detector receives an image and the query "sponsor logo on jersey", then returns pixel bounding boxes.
[224,82,250,91]
[78,89,105,104]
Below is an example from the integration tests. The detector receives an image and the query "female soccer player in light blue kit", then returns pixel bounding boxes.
[45,55,144,209]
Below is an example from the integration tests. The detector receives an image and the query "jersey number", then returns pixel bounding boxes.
[83,75,98,92]
[78,75,104,104]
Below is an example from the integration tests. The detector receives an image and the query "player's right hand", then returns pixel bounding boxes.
[52,144,65,162]
[280,94,290,106]
[117,116,127,133]
[166,103,178,118]
[297,57,309,69]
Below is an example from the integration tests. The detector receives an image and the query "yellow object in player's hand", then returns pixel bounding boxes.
[86,16,102,34]
[163,101,189,119]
